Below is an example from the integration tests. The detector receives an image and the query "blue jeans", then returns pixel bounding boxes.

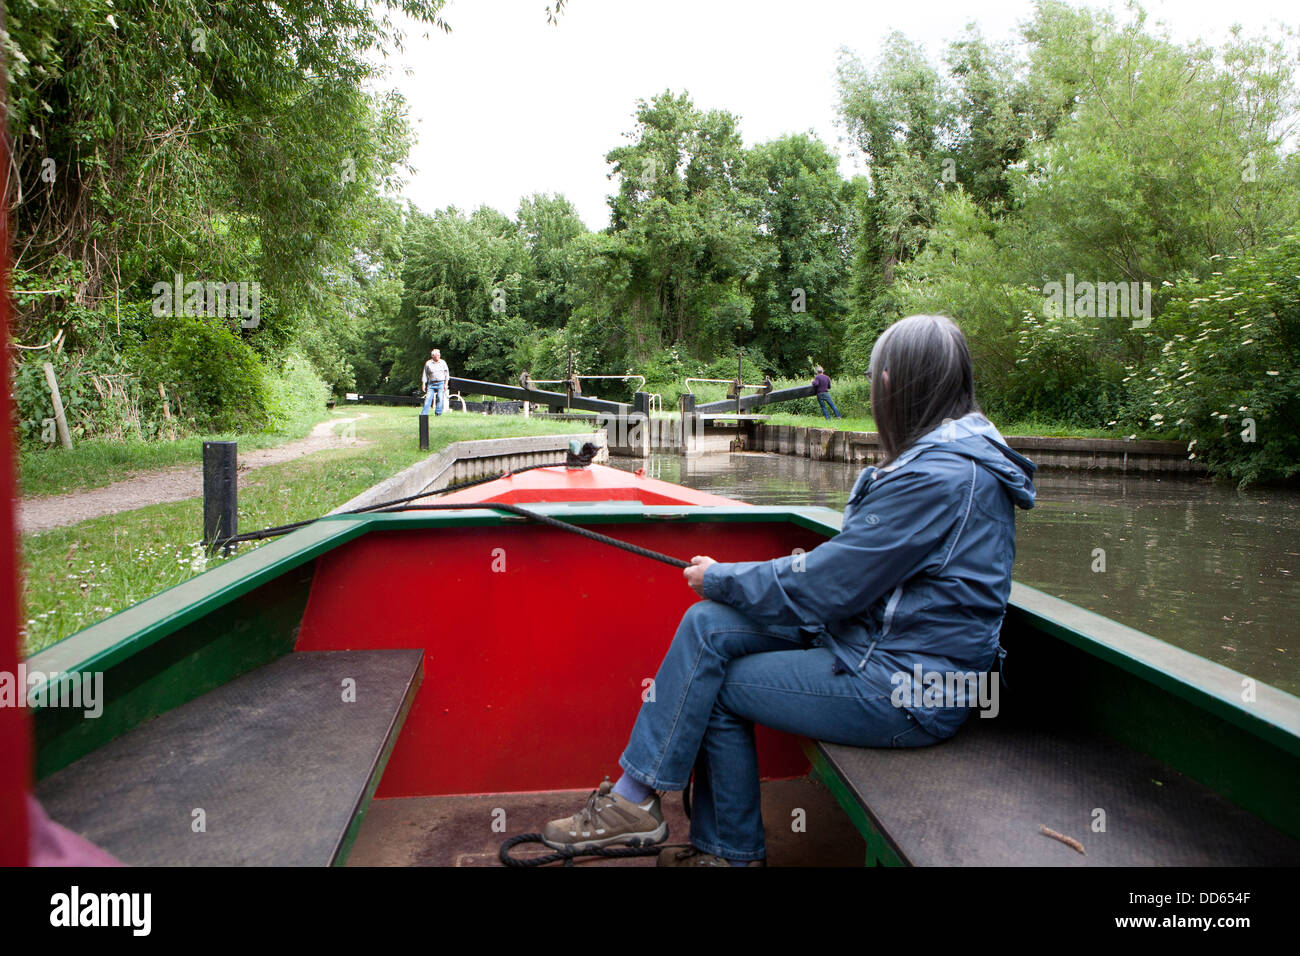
[817,392,842,419]
[618,600,941,861]
[421,381,445,416]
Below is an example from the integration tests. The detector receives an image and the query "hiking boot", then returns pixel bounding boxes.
[657,846,766,867]
[541,777,668,852]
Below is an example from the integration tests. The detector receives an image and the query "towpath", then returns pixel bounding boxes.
[18,416,369,533]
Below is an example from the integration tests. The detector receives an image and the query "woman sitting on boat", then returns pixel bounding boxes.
[542,313,1038,866]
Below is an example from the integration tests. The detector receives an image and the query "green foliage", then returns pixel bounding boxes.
[836,4,1300,470]
[15,320,332,454]
[1012,3,1300,284]
[12,339,164,446]
[131,316,269,433]
[1131,237,1300,484]
[743,134,854,372]
[11,0,1300,488]
[379,205,535,388]
[6,0,446,394]
[263,353,332,433]
[602,92,765,360]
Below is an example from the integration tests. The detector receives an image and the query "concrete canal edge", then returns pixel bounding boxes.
[328,430,609,514]
[748,424,1205,475]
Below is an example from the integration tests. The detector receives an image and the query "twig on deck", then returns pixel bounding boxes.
[1040,824,1086,855]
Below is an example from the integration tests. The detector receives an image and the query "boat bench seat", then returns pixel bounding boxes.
[36,649,422,866]
[809,713,1300,866]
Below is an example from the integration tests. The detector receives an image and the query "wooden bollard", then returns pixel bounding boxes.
[202,441,238,556]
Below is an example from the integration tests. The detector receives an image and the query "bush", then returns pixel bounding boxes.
[11,343,171,447]
[130,314,270,433]
[1131,237,1300,485]
[263,351,331,433]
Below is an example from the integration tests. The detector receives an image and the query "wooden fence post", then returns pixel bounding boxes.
[158,383,175,441]
[41,362,73,449]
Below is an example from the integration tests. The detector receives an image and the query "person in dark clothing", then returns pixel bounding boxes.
[812,366,842,419]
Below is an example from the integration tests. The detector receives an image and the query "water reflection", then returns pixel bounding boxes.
[611,453,1300,696]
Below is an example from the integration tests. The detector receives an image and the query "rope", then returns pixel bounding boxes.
[370,501,689,569]
[221,461,557,545]
[499,834,685,868]
[220,459,690,570]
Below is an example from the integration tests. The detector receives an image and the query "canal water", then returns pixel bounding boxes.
[609,453,1300,697]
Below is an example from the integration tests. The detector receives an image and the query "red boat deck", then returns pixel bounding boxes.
[436,463,742,507]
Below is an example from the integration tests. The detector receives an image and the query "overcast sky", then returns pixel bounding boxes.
[377,0,1299,229]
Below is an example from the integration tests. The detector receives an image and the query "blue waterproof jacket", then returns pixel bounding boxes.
[701,412,1037,738]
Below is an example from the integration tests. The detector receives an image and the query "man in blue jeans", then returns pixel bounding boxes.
[421,348,449,416]
[538,314,1037,867]
[812,366,842,419]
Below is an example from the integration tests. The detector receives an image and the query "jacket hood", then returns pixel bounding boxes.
[880,412,1036,509]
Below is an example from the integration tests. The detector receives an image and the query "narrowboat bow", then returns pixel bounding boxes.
[18,461,1300,866]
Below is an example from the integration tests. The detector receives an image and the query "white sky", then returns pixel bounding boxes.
[377,0,1299,229]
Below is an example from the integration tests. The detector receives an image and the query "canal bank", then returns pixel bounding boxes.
[545,411,1202,475]
[747,423,1202,475]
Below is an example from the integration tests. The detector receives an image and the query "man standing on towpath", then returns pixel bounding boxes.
[422,349,450,416]
[812,366,842,420]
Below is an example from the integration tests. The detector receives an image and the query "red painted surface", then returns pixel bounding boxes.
[436,462,740,507]
[1,119,31,864]
[296,520,825,797]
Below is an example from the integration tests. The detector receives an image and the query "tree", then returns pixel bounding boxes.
[388,206,530,387]
[602,91,763,360]
[743,134,854,372]
[516,193,588,329]
[6,0,448,350]
[1131,235,1300,485]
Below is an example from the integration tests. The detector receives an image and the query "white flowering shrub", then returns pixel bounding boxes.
[1129,236,1300,485]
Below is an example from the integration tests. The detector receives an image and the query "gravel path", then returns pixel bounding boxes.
[18,416,371,534]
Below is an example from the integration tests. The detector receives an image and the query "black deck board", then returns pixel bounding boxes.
[37,649,423,866]
[818,716,1300,866]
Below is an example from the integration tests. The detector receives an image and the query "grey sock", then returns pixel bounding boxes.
[611,773,654,804]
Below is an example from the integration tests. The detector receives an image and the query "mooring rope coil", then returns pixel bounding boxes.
[500,776,695,867]
[498,834,682,868]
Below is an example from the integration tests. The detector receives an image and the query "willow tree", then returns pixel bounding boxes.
[4,0,447,356]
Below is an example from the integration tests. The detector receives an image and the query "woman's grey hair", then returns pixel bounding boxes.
[869,314,978,464]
